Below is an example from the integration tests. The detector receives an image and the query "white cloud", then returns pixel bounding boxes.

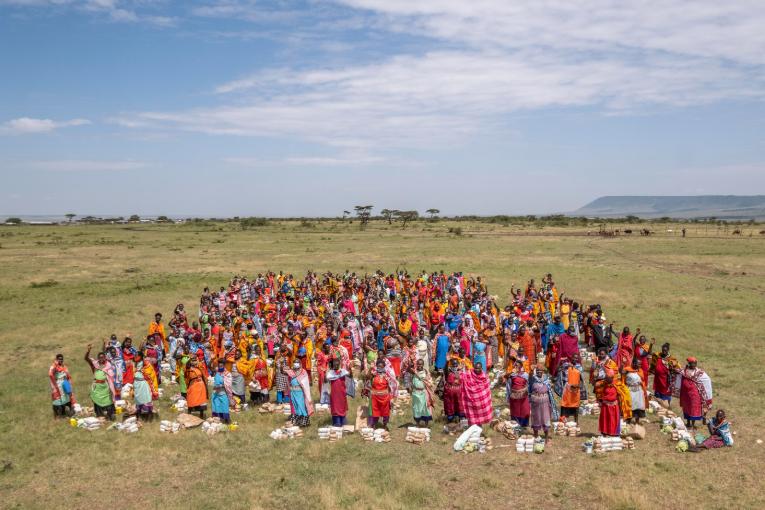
[24,159,148,171]
[117,48,764,149]
[336,0,765,65]
[112,1,765,153]
[1,0,177,26]
[1,117,90,134]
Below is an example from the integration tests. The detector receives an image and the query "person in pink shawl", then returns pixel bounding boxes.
[286,360,314,427]
[460,361,493,426]
[347,316,363,355]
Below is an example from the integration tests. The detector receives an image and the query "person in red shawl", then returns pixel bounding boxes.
[386,337,403,377]
[459,361,493,426]
[558,325,580,362]
[438,358,464,423]
[504,359,530,427]
[121,337,136,385]
[249,345,269,404]
[674,357,713,429]
[650,343,679,404]
[329,335,351,371]
[315,341,331,403]
[598,374,621,436]
[633,335,653,384]
[339,329,354,359]
[545,335,561,377]
[365,358,398,429]
[615,326,634,370]
[326,357,349,426]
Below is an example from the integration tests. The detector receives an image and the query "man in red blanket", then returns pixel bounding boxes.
[460,361,493,426]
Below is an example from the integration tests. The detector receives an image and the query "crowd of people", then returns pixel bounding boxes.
[48,270,732,450]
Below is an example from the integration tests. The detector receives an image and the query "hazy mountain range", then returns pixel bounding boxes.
[574,195,765,220]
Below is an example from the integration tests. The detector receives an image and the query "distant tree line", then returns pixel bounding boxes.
[3,213,763,228]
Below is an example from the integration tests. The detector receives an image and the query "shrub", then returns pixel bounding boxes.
[240,217,269,229]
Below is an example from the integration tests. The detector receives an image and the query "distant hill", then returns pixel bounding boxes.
[574,195,765,220]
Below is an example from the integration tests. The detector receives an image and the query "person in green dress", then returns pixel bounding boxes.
[409,359,434,427]
[84,344,116,420]
[176,344,190,398]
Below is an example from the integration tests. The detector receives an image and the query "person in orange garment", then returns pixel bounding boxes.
[554,354,587,424]
[185,356,208,418]
[148,312,167,353]
[516,326,538,373]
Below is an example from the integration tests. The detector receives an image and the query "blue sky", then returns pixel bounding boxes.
[1,0,764,217]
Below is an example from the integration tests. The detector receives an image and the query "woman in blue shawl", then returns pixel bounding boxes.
[211,361,231,423]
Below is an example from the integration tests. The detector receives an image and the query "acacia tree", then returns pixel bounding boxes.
[395,210,418,229]
[65,213,76,223]
[426,208,440,220]
[380,208,398,224]
[342,210,351,221]
[354,205,373,229]
[129,214,140,222]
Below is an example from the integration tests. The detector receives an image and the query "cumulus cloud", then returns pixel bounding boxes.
[113,1,765,151]
[117,49,764,149]
[1,117,91,134]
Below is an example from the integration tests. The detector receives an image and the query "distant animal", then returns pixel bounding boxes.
[640,229,652,236]
[732,229,742,235]
[759,230,765,235]
[624,229,632,234]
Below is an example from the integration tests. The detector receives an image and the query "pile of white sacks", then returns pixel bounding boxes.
[270,426,303,440]
[114,416,140,434]
[453,424,490,453]
[360,428,391,443]
[553,420,581,437]
[515,435,544,453]
[202,419,227,436]
[405,427,431,445]
[77,417,102,431]
[593,436,624,452]
[318,426,344,441]
[580,401,600,416]
[159,420,182,433]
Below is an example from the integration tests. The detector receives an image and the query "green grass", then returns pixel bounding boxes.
[0,220,763,509]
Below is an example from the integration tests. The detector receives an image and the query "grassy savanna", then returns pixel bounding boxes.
[0,220,763,510]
